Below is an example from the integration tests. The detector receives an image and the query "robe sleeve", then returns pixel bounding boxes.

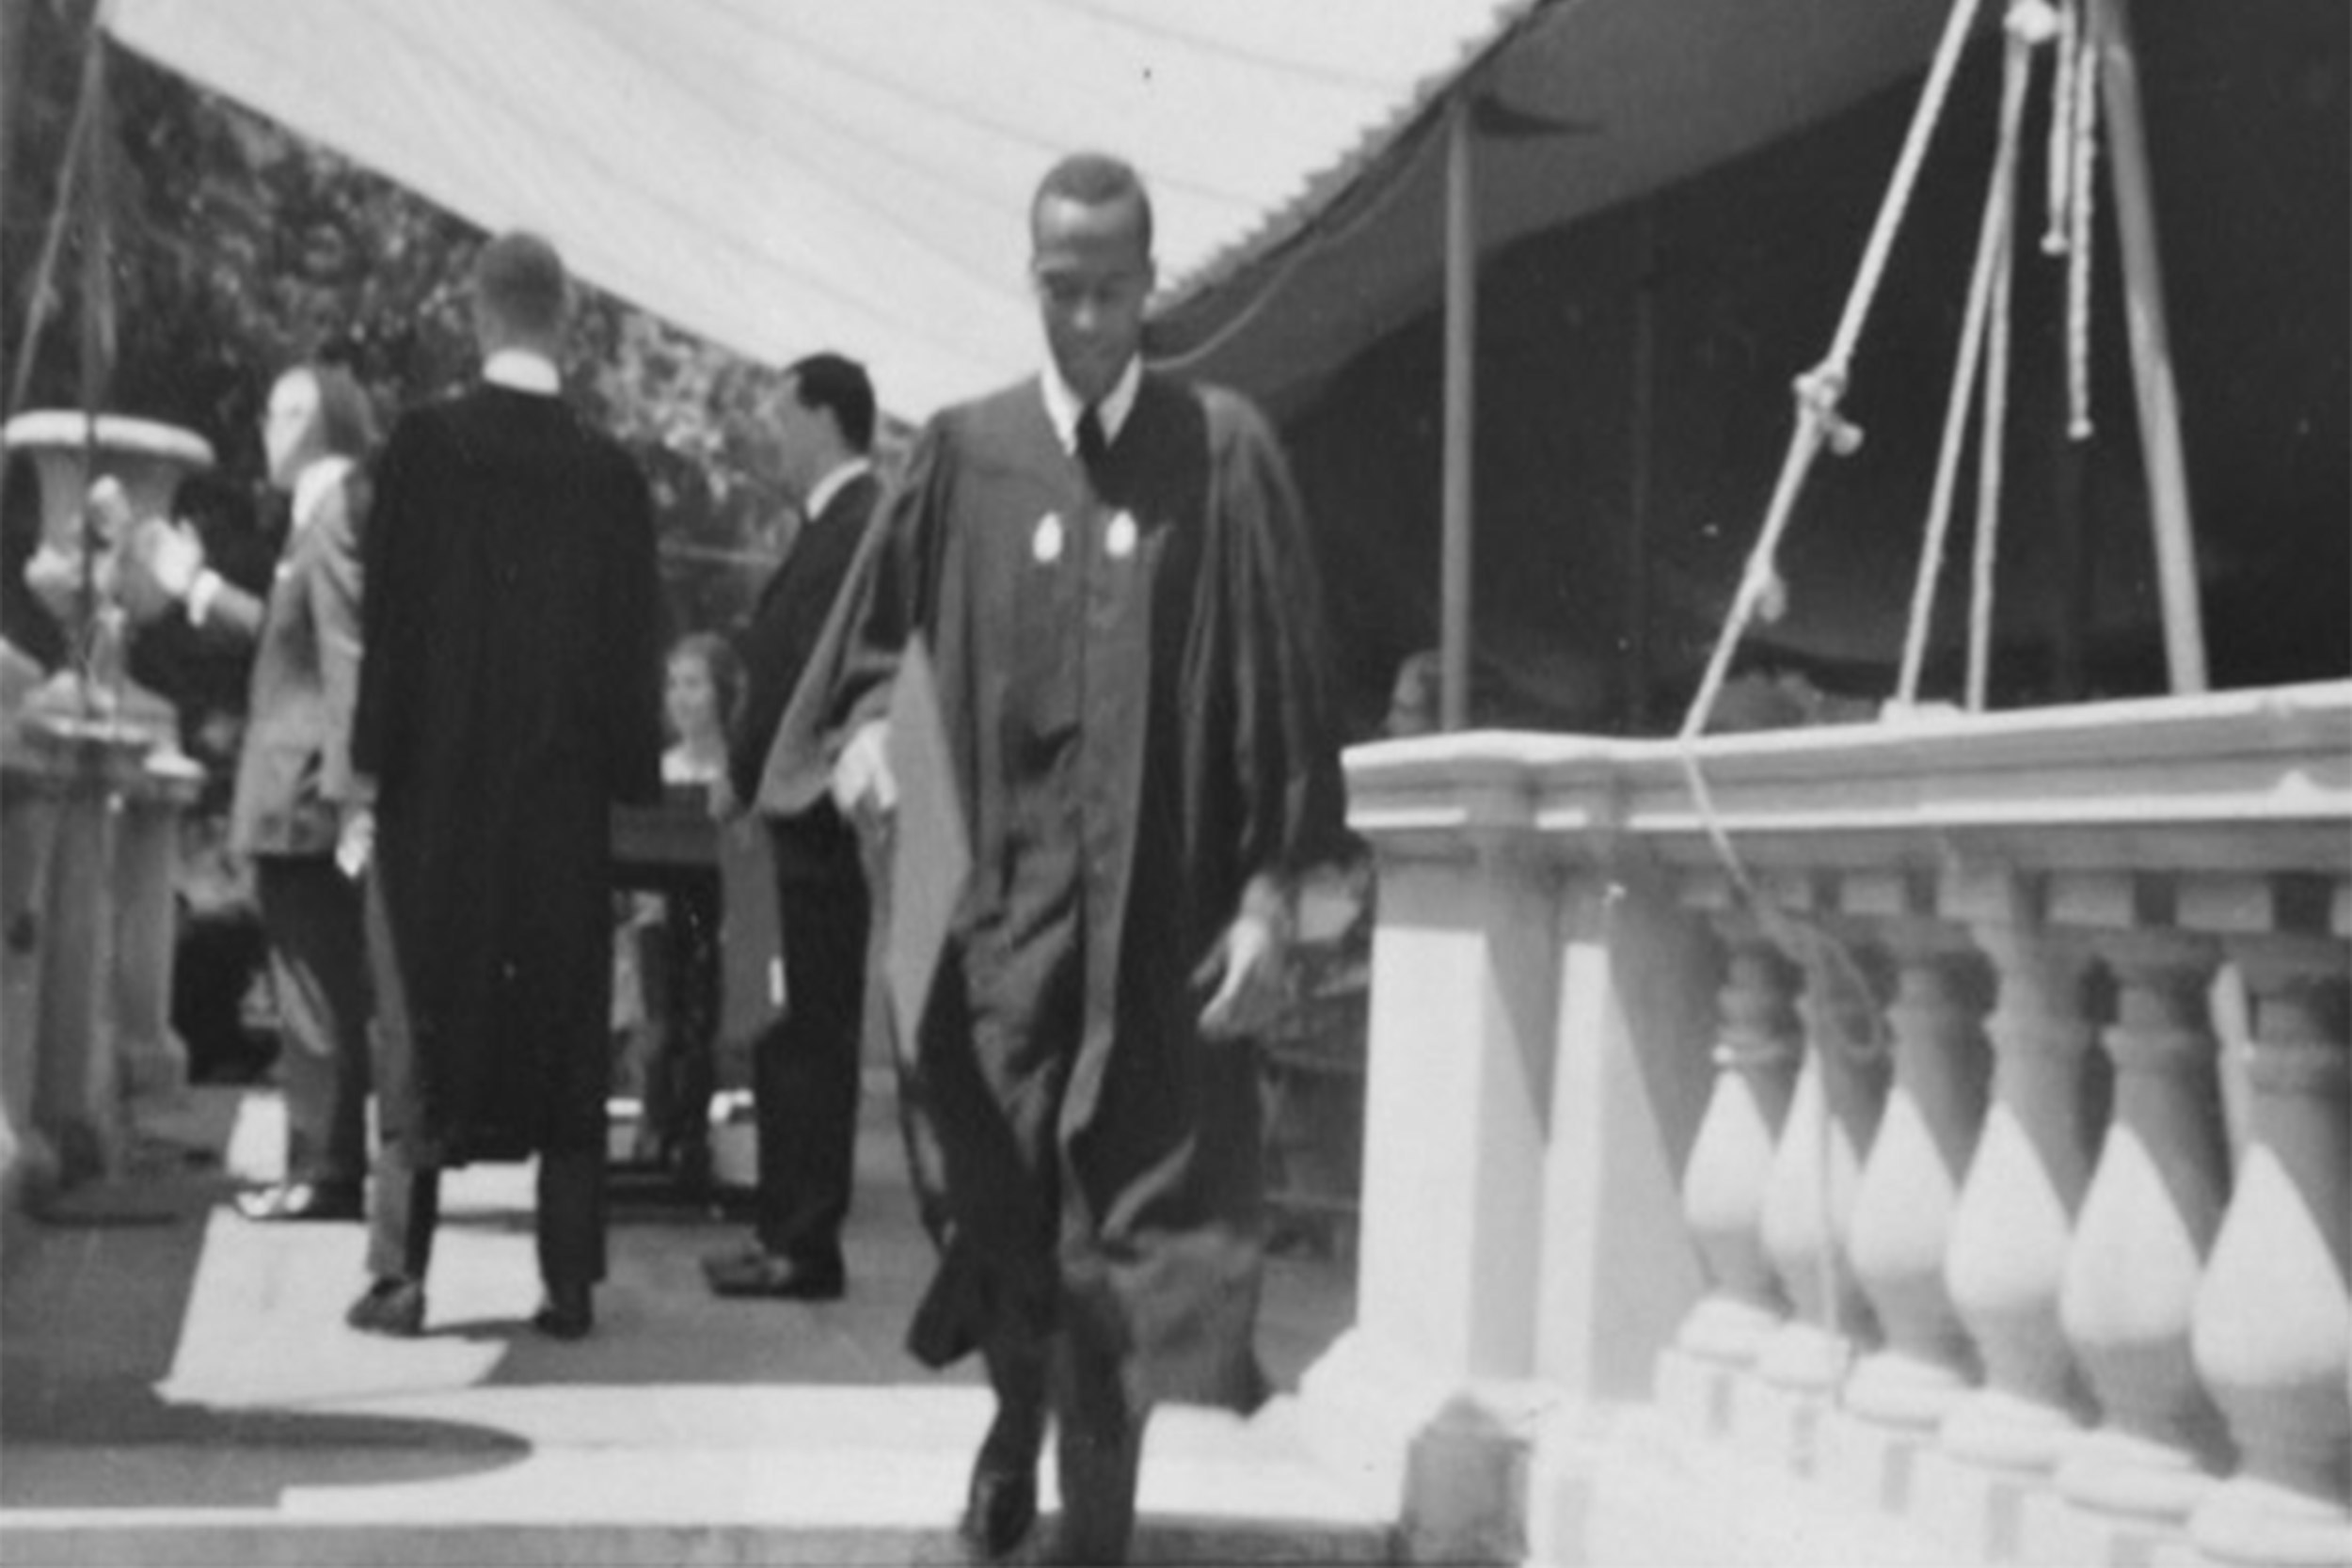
[350,412,427,795]
[753,491,894,816]
[829,412,954,736]
[597,452,665,806]
[1202,388,1352,889]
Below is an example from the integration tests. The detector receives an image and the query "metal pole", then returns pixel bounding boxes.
[75,20,111,717]
[1626,200,1658,733]
[2091,0,2207,693]
[1440,101,1476,731]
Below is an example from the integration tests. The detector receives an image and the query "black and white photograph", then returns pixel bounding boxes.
[0,1,2344,1563]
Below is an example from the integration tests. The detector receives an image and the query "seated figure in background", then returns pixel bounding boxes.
[613,631,740,1188]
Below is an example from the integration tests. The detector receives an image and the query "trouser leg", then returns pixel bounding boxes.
[255,857,372,1188]
[1046,1315,1149,1566]
[365,1137,439,1284]
[670,878,719,1156]
[754,855,869,1265]
[956,1276,1052,1558]
[536,1147,607,1288]
[982,1312,1051,1462]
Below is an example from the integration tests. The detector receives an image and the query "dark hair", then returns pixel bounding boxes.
[292,363,377,460]
[784,352,876,454]
[667,630,744,733]
[1032,152,1153,257]
[472,230,568,338]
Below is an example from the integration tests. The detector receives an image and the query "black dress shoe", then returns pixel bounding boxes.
[959,1399,1044,1559]
[701,1248,845,1300]
[345,1278,425,1337]
[532,1281,596,1339]
[237,1180,363,1223]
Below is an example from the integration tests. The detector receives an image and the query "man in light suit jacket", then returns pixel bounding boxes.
[703,352,882,1301]
[149,362,379,1221]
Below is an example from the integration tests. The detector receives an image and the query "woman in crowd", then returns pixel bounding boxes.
[616,631,744,1183]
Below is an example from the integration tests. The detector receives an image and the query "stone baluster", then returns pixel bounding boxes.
[1843,872,1993,1431]
[31,735,148,1184]
[1674,901,1804,1373]
[1939,875,2101,1473]
[1756,876,1890,1397]
[2056,876,2232,1526]
[2184,875,2350,1567]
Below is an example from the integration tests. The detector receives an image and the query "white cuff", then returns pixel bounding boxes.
[186,569,225,626]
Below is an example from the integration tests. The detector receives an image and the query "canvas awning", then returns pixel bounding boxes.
[103,0,1518,420]
[1153,0,1960,412]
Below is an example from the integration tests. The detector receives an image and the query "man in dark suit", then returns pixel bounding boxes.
[702,353,882,1302]
[344,231,663,1340]
[144,362,379,1219]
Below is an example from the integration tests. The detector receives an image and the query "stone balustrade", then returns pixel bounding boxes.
[1299,681,2349,1568]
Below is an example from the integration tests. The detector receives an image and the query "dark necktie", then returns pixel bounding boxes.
[1075,404,1109,477]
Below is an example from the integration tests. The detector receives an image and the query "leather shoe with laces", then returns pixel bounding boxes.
[236,1180,362,1223]
[345,1278,425,1337]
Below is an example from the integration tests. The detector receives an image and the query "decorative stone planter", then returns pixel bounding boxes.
[2,412,215,1198]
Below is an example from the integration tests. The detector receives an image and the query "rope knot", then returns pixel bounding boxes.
[1792,365,1865,456]
[2006,0,2062,48]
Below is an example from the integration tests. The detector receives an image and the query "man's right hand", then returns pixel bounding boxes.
[831,720,897,821]
[137,517,207,601]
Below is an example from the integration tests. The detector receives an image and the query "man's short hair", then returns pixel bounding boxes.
[473,230,568,339]
[297,363,378,460]
[1031,152,1153,257]
[785,352,877,454]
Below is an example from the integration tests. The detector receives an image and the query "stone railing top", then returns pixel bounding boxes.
[2,411,216,469]
[1343,681,2352,876]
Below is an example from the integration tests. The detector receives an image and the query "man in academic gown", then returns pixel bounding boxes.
[828,153,1350,1564]
[344,231,663,1341]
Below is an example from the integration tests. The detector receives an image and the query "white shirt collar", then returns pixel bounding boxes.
[290,455,354,533]
[1041,356,1141,455]
[803,457,873,522]
[483,348,561,395]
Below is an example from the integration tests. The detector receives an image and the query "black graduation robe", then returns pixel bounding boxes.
[839,372,1350,1412]
[351,385,662,1166]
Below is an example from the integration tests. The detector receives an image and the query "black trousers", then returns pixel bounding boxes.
[974,1289,1149,1565]
[366,1137,607,1289]
[254,856,372,1188]
[752,821,871,1266]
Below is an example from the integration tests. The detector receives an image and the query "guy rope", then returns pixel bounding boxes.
[1666,0,2121,1409]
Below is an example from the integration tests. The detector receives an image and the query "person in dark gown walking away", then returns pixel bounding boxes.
[343,231,663,1341]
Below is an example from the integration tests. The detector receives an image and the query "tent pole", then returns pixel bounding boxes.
[1440,100,1476,731]
[2091,0,2206,693]
[75,14,113,716]
[1626,200,1658,732]
[7,25,97,420]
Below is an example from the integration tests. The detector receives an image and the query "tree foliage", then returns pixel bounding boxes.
[2,0,800,644]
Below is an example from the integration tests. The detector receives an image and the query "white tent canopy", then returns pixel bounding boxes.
[105,0,1516,420]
